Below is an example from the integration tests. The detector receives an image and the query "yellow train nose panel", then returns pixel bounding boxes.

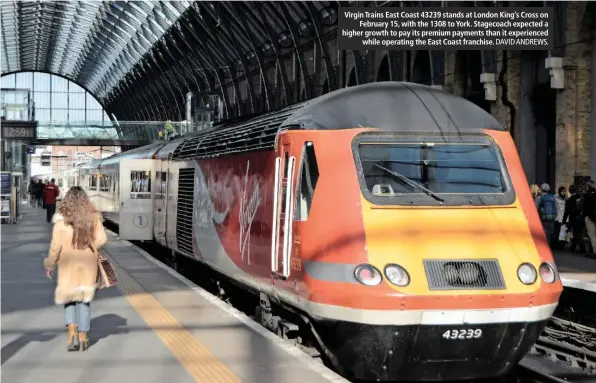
[360,198,543,295]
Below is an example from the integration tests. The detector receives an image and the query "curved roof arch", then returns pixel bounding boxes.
[104,1,340,121]
[1,69,112,113]
[1,1,341,121]
[0,1,190,99]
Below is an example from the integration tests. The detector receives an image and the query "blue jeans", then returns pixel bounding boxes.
[64,302,91,332]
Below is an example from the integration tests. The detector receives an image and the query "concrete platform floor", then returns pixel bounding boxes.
[1,205,346,383]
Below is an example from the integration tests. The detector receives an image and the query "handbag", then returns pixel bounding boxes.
[90,245,117,289]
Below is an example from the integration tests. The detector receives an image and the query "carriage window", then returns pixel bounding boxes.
[295,142,319,221]
[155,171,167,200]
[359,143,505,196]
[130,171,151,199]
[57,178,63,187]
[99,175,110,192]
[90,175,97,189]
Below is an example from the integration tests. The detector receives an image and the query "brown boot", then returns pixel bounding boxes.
[78,331,89,351]
[67,324,79,351]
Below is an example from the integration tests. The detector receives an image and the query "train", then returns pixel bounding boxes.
[52,82,563,381]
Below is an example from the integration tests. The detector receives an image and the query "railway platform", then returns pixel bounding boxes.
[1,205,347,383]
[553,249,596,293]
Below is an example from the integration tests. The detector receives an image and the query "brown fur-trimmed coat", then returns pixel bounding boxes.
[44,213,107,305]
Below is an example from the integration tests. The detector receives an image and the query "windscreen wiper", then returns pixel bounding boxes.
[373,163,445,203]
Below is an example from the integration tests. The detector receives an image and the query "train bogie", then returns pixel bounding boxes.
[60,82,562,381]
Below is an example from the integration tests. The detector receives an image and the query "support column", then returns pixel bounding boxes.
[554,2,591,189]
[430,51,445,90]
[443,51,462,96]
[592,32,596,182]
[480,50,498,104]
[492,51,521,143]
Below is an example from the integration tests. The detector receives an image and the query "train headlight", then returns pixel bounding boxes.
[354,264,382,286]
[539,262,557,284]
[517,263,537,285]
[384,264,410,287]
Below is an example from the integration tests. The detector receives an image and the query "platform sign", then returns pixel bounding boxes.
[26,145,36,154]
[133,213,148,228]
[0,200,9,213]
[0,172,12,195]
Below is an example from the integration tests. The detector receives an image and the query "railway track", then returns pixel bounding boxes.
[105,223,591,383]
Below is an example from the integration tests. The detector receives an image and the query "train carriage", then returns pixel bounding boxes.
[94,142,165,236]
[68,82,563,381]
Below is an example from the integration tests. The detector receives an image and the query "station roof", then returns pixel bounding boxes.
[0,1,340,121]
[0,1,190,98]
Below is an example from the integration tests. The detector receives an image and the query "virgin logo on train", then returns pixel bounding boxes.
[239,160,261,265]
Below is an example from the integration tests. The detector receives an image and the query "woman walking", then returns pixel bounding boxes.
[44,186,107,351]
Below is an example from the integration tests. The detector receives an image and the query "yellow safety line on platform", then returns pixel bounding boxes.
[102,249,242,383]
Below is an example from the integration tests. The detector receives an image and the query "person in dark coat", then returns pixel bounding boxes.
[43,178,60,222]
[34,179,44,207]
[582,181,596,257]
[563,185,586,253]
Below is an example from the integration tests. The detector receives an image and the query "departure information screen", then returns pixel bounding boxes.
[1,126,37,139]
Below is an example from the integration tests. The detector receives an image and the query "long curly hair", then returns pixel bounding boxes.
[58,186,98,249]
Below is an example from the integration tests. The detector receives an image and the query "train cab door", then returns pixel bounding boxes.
[153,160,168,246]
[271,137,296,279]
[119,159,156,241]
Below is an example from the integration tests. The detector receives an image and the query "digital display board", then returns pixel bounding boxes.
[1,126,37,139]
[0,173,11,195]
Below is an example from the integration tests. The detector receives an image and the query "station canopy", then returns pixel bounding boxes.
[0,1,191,99]
[1,1,340,123]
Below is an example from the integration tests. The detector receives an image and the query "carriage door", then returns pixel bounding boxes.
[271,138,296,278]
[153,160,168,246]
[119,159,156,240]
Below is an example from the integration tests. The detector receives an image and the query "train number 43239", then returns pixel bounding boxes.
[442,329,483,340]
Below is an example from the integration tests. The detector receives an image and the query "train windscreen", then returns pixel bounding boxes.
[358,142,510,204]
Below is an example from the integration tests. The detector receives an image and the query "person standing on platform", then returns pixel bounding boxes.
[535,183,557,245]
[43,178,60,222]
[44,186,107,351]
[164,120,175,140]
[563,185,587,254]
[27,179,35,206]
[35,179,44,207]
[582,181,596,257]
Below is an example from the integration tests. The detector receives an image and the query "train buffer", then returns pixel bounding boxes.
[1,205,347,383]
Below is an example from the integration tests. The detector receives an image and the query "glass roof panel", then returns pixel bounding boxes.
[0,0,191,100]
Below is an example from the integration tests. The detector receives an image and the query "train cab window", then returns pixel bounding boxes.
[358,142,507,203]
[57,178,63,187]
[295,142,319,221]
[130,171,151,199]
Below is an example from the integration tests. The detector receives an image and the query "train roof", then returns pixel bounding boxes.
[78,158,103,170]
[99,141,166,166]
[157,82,504,161]
[281,81,504,133]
